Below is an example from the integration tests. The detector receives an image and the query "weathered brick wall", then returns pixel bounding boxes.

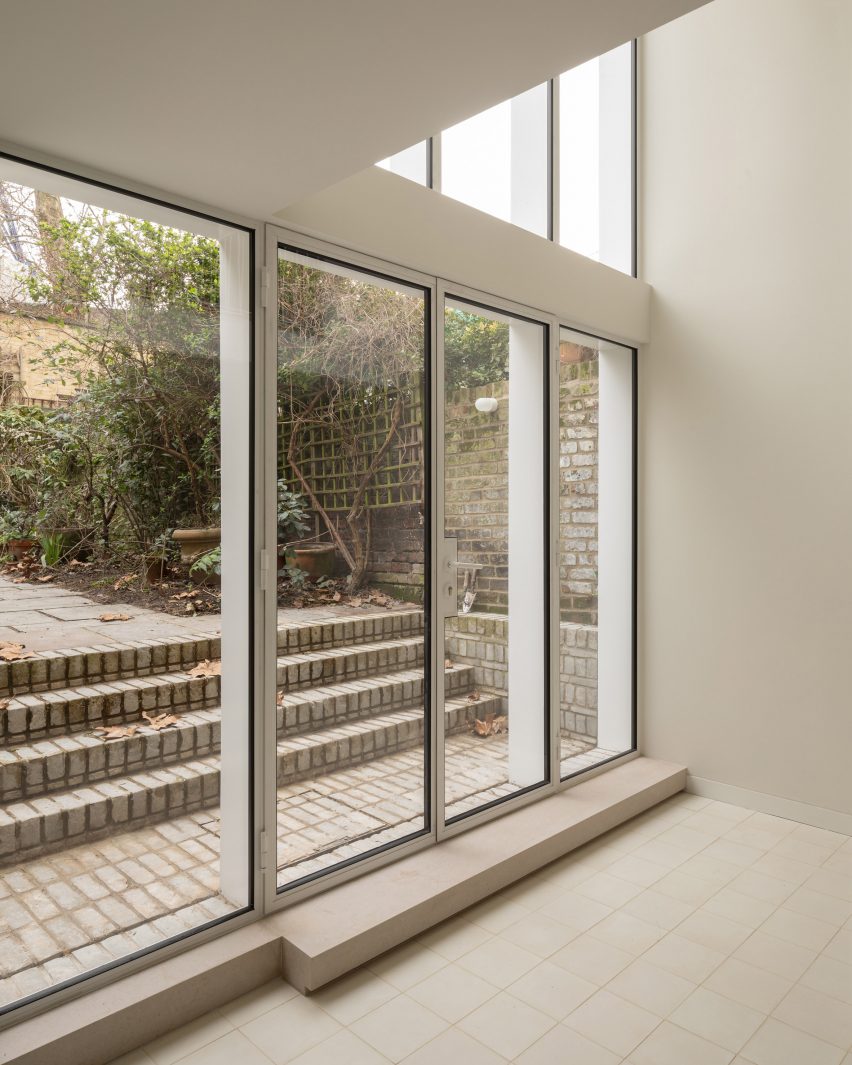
[366,504,425,597]
[0,311,93,407]
[444,380,509,611]
[445,613,599,746]
[560,344,599,624]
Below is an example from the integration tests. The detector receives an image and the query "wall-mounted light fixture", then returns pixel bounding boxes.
[474,397,499,414]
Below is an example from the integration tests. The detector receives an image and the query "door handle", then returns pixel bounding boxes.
[439,537,458,618]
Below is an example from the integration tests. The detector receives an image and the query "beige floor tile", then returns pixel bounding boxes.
[549,930,634,985]
[508,959,597,1020]
[758,907,837,952]
[733,931,818,982]
[498,911,581,958]
[789,825,848,851]
[456,936,539,988]
[368,942,446,991]
[538,889,612,932]
[629,1020,734,1065]
[824,927,852,963]
[350,996,447,1064]
[772,982,852,1049]
[670,986,763,1052]
[805,868,852,904]
[416,916,492,961]
[456,990,554,1059]
[643,932,727,983]
[515,1024,621,1065]
[173,1030,275,1065]
[622,887,697,930]
[309,968,398,1025]
[605,957,697,1017]
[655,823,718,854]
[675,910,752,954]
[241,996,340,1065]
[632,839,696,870]
[750,854,813,889]
[783,887,852,927]
[704,957,793,1014]
[724,825,788,853]
[400,1026,507,1065]
[800,954,852,1005]
[727,869,793,907]
[588,910,665,955]
[145,1010,233,1065]
[607,854,669,888]
[406,961,495,1023]
[499,871,565,909]
[741,1018,844,1065]
[678,854,742,889]
[220,980,299,1027]
[703,887,778,929]
[107,1053,155,1065]
[287,1030,391,1065]
[572,870,645,908]
[563,988,660,1057]
[649,870,719,906]
[771,836,837,868]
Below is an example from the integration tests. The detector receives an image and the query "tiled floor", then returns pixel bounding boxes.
[107,792,852,1065]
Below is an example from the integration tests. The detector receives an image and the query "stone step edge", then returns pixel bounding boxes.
[0,710,221,804]
[276,695,503,785]
[276,609,423,652]
[0,757,220,865]
[0,609,426,698]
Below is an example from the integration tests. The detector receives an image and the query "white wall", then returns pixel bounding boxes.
[640,0,852,821]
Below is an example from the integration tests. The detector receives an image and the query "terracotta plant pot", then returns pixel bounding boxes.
[7,538,36,562]
[171,527,221,563]
[288,543,336,580]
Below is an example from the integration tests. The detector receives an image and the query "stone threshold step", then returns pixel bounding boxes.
[0,709,220,803]
[275,636,424,691]
[277,609,423,654]
[0,671,221,746]
[0,757,219,866]
[278,664,476,736]
[276,694,500,785]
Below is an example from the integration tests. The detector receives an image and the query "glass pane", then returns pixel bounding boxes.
[443,299,548,822]
[0,164,251,1014]
[276,249,428,889]
[376,141,430,186]
[559,328,633,778]
[559,42,633,273]
[441,83,549,237]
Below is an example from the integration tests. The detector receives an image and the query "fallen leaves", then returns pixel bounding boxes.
[0,698,10,711]
[113,573,138,591]
[99,612,131,623]
[444,658,455,670]
[466,689,481,702]
[188,659,221,678]
[94,724,139,740]
[35,573,56,583]
[472,713,508,737]
[276,690,285,706]
[0,642,34,662]
[142,711,179,730]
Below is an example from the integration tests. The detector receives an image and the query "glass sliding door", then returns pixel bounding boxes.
[275,246,430,890]
[0,157,252,1015]
[440,296,549,824]
[558,328,635,777]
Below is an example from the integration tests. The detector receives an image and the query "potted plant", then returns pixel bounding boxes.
[276,480,311,569]
[0,509,37,562]
[172,498,221,564]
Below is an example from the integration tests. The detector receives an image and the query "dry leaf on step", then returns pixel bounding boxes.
[348,597,362,607]
[142,711,179,730]
[36,573,56,583]
[444,658,455,670]
[171,590,196,600]
[188,659,221,678]
[94,724,139,740]
[276,690,285,706]
[332,591,342,602]
[0,642,34,661]
[0,698,10,711]
[99,612,131,622]
[466,690,481,702]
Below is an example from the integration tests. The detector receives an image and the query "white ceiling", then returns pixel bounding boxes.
[0,0,709,220]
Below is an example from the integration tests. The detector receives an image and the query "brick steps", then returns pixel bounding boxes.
[277,693,502,785]
[0,671,221,746]
[275,636,424,692]
[0,610,424,699]
[0,757,219,865]
[0,709,220,803]
[278,665,474,736]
